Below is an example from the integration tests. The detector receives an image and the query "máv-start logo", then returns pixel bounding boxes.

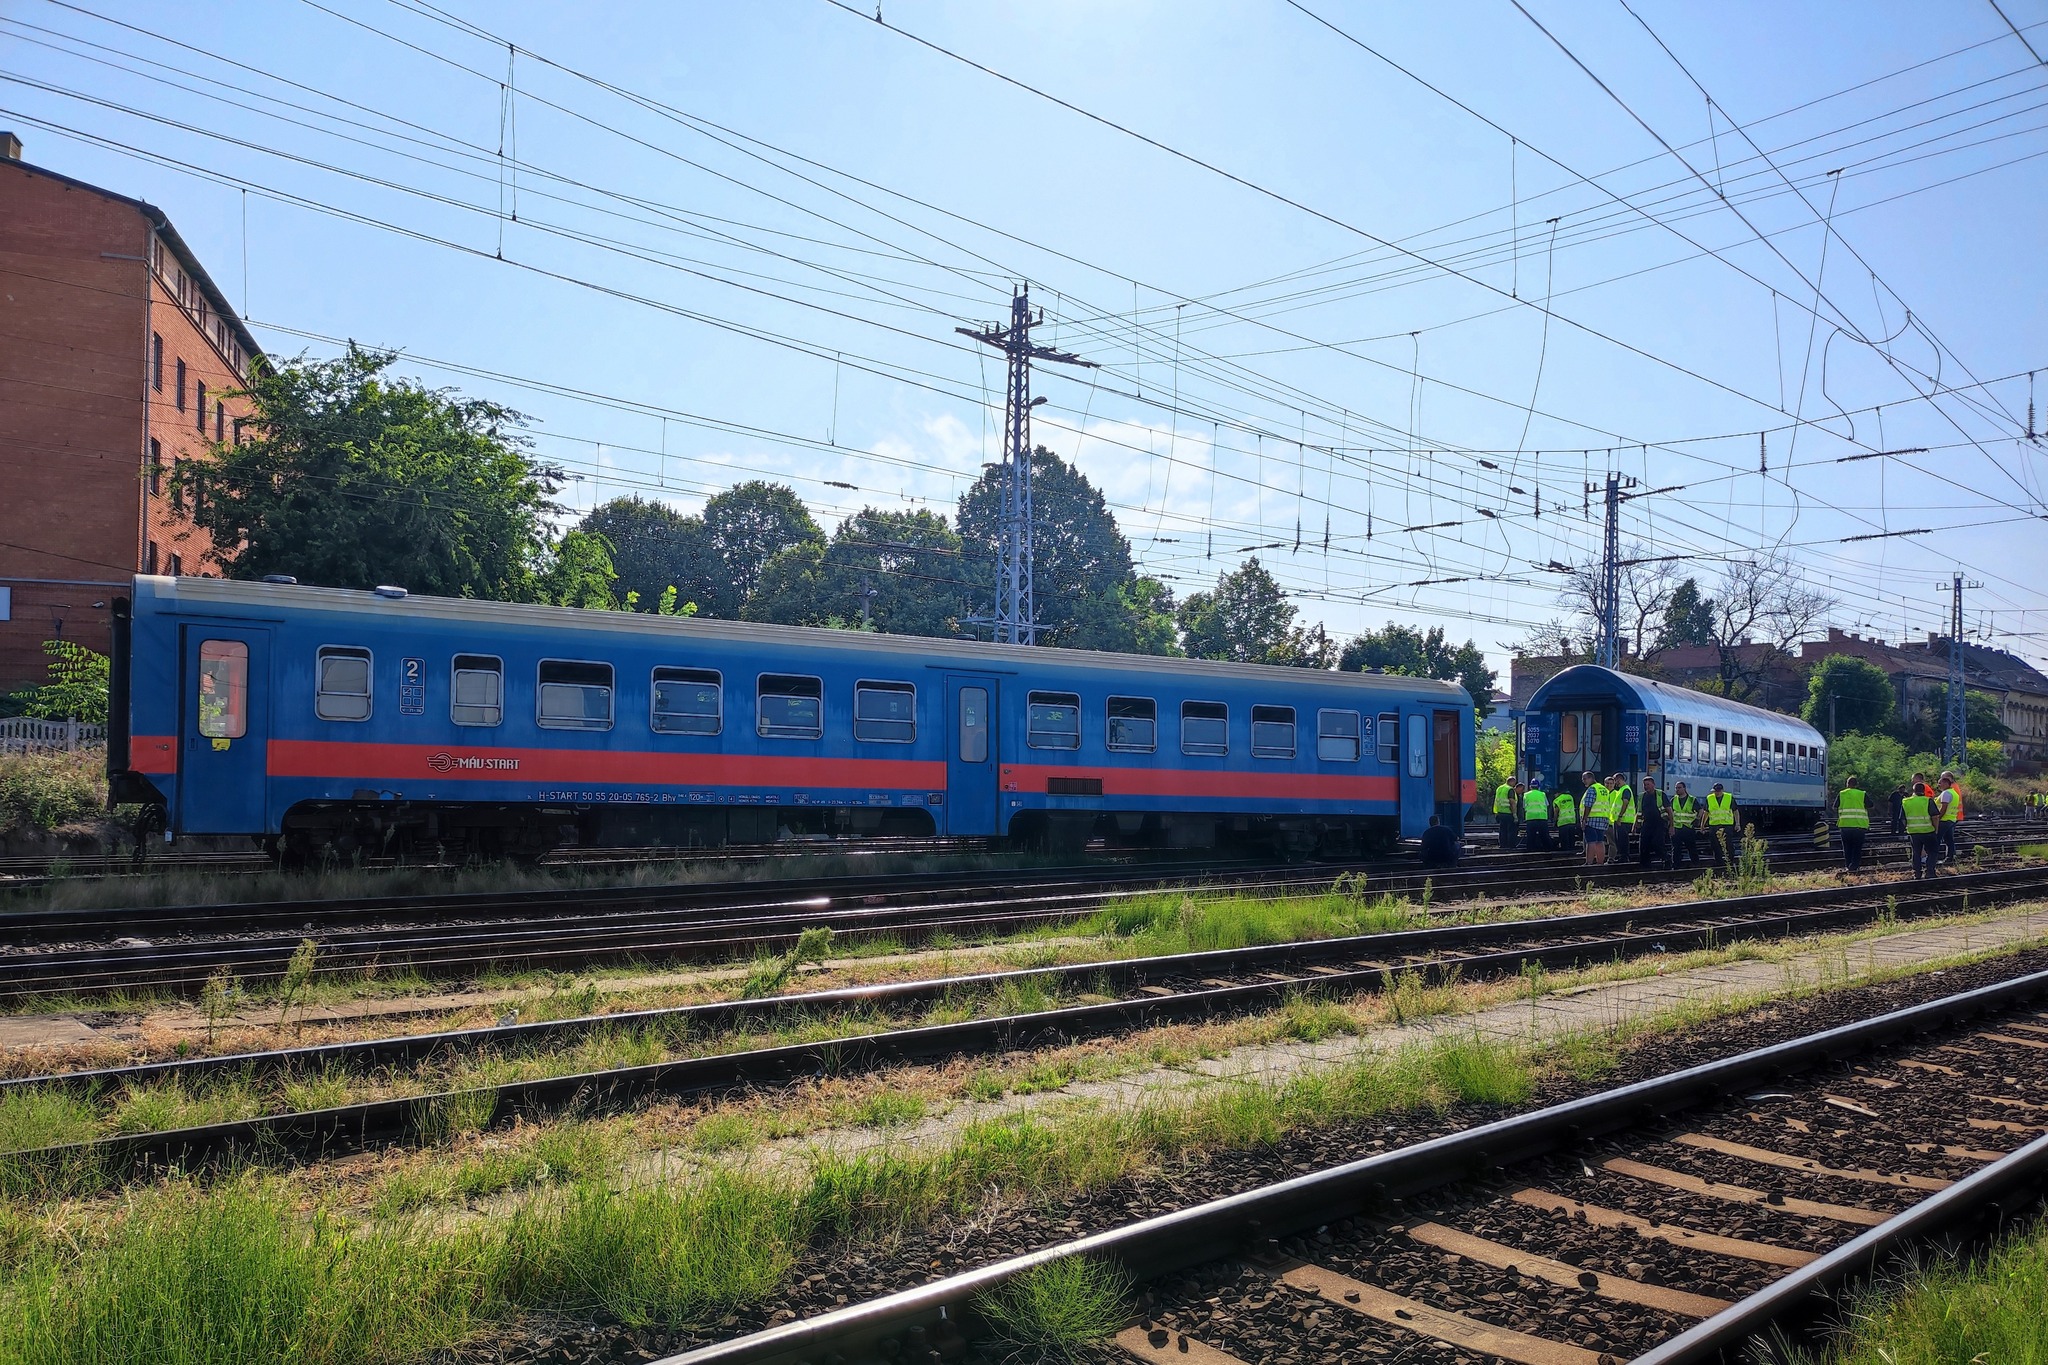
[427,752,521,773]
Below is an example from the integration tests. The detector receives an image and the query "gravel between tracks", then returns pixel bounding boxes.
[449,944,2048,1365]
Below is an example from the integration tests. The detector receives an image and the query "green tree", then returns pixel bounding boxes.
[1338,622,1497,718]
[820,507,972,637]
[175,345,563,600]
[1826,732,1910,799]
[742,541,829,627]
[9,641,109,724]
[1964,738,2005,776]
[1474,727,1516,815]
[1891,689,2011,751]
[1656,577,1717,651]
[529,529,620,610]
[1178,558,1329,666]
[956,448,1172,653]
[1801,655,1895,735]
[700,481,823,617]
[576,496,711,614]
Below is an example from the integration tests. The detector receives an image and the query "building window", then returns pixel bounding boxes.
[1316,709,1361,762]
[1181,700,1228,756]
[168,552,183,577]
[853,681,916,743]
[314,646,372,721]
[1251,705,1296,759]
[215,402,225,442]
[151,333,163,392]
[651,667,720,735]
[197,639,248,738]
[756,674,822,739]
[1025,691,1081,750]
[1376,711,1400,764]
[175,358,187,411]
[145,541,159,575]
[1106,696,1156,753]
[148,438,162,495]
[538,660,614,731]
[451,654,503,727]
[196,381,207,433]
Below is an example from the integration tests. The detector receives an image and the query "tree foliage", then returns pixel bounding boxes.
[1178,558,1330,667]
[1801,655,1895,735]
[576,497,711,615]
[176,345,564,600]
[1657,578,1717,651]
[1338,622,1496,717]
[955,448,1175,653]
[9,641,109,725]
[700,482,824,618]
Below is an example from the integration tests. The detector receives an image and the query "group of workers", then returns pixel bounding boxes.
[2028,790,2048,820]
[1491,772,1739,869]
[1483,769,1971,880]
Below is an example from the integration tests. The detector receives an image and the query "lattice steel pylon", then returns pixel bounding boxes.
[1939,571,1982,766]
[1586,471,1636,668]
[957,287,1096,644]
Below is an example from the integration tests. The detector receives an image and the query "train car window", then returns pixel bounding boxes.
[756,674,822,739]
[1664,719,1676,761]
[315,646,372,721]
[652,667,721,735]
[1799,744,1811,774]
[1106,696,1156,753]
[1405,713,1428,777]
[538,661,614,730]
[1677,722,1693,762]
[1026,692,1082,750]
[1814,742,1825,775]
[1376,711,1400,764]
[854,681,917,743]
[1746,734,1760,767]
[451,655,503,727]
[1773,739,1785,771]
[197,639,248,738]
[1251,705,1296,759]
[1181,701,1228,757]
[1715,729,1729,765]
[1316,709,1360,762]
[959,687,988,763]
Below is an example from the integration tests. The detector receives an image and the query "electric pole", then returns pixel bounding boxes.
[1586,471,1638,669]
[957,286,1096,644]
[1938,572,1983,766]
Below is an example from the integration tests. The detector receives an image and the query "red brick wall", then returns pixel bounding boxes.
[0,160,253,692]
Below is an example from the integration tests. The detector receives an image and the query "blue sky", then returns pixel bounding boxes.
[5,0,2044,673]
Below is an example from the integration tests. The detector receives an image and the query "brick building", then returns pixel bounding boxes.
[0,134,260,691]
[1798,628,2048,767]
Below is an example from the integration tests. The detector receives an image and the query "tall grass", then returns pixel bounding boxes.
[974,1256,1130,1362]
[1079,881,1423,954]
[1806,1218,2048,1364]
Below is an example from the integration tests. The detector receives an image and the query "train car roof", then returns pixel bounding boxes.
[132,576,1471,703]
[1526,664,1824,741]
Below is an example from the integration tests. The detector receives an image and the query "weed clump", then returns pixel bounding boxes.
[974,1256,1131,1361]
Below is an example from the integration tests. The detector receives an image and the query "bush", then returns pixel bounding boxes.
[8,642,109,726]
[0,750,105,834]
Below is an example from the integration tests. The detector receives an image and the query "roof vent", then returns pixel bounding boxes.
[373,585,408,599]
[0,132,21,162]
[261,574,298,585]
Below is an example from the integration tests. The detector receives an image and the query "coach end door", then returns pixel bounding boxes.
[945,676,1000,837]
[1398,707,1434,839]
[176,625,270,835]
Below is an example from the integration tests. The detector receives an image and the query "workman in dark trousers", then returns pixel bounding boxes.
[1580,773,1609,865]
[1706,782,1738,868]
[1637,777,1671,869]
[1493,778,1518,850]
[1551,786,1579,852]
[1419,814,1461,867]
[1521,784,1552,851]
[1902,783,1938,880]
[1835,774,1870,873]
[1888,785,1907,836]
[1936,772,1963,864]
[1609,773,1636,862]
[1670,782,1701,865]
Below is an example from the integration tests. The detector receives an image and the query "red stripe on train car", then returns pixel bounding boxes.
[130,736,177,774]
[1003,764,1400,802]
[264,740,948,789]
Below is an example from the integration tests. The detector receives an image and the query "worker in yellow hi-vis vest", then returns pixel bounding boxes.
[1706,782,1738,869]
[1609,773,1637,862]
[1493,778,1518,851]
[1581,772,1611,866]
[1902,782,1938,881]
[1551,786,1579,853]
[1835,774,1870,873]
[1670,782,1701,866]
[1521,784,1552,852]
[1935,771,1964,865]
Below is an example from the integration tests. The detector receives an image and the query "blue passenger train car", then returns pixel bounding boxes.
[108,577,1476,859]
[1522,665,1826,818]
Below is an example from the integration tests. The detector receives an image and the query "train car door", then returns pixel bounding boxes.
[1398,707,1433,839]
[945,675,1000,836]
[176,624,271,835]
[1430,710,1462,829]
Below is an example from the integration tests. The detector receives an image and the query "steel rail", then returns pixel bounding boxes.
[653,965,2048,1365]
[9,865,2045,1174]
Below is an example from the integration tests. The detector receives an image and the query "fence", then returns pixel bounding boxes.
[0,718,105,754]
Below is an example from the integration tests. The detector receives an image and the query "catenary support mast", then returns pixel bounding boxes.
[958,287,1095,644]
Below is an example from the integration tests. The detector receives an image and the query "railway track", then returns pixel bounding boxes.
[9,863,2047,1177]
[657,964,2048,1365]
[0,832,2039,1003]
